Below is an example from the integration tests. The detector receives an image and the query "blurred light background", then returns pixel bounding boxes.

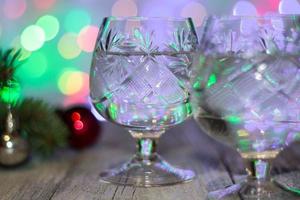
[0,0,299,106]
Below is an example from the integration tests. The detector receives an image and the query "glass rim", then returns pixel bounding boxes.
[103,16,193,22]
[207,14,300,21]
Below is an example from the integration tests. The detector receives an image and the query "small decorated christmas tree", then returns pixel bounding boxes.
[0,49,69,158]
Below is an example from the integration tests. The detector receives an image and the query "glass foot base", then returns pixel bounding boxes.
[100,154,195,187]
[208,180,299,199]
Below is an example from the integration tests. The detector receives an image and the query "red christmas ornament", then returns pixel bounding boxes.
[60,105,101,149]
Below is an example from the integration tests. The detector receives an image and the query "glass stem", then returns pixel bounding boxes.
[244,159,271,183]
[136,138,157,161]
[130,130,164,162]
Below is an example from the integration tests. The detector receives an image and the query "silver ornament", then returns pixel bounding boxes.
[0,109,29,166]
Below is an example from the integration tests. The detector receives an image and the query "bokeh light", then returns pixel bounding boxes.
[233,0,257,15]
[63,72,89,107]
[20,52,48,78]
[21,25,46,51]
[279,0,300,14]
[64,9,91,33]
[36,15,60,41]
[251,0,280,15]
[74,120,84,131]
[58,33,81,59]
[58,70,84,95]
[71,112,81,121]
[112,0,138,16]
[77,25,99,52]
[64,94,88,107]
[10,37,32,61]
[18,49,32,61]
[3,0,26,19]
[2,0,300,106]
[181,2,207,27]
[33,0,56,10]
[77,72,89,97]
[139,0,180,17]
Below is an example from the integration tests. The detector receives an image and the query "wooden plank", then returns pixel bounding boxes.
[180,120,241,200]
[164,120,239,192]
[0,119,299,199]
[50,137,206,200]
[50,120,240,200]
[0,120,244,200]
[0,153,73,200]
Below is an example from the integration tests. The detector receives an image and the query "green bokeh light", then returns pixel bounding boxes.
[225,115,242,124]
[238,139,251,152]
[36,15,60,41]
[192,81,200,90]
[21,25,45,51]
[193,77,203,90]
[108,103,118,120]
[0,81,21,106]
[207,73,217,88]
[104,92,113,100]
[186,102,192,115]
[95,102,105,112]
[20,52,48,78]
[64,9,91,33]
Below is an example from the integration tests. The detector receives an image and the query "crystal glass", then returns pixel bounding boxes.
[192,15,300,199]
[90,17,198,186]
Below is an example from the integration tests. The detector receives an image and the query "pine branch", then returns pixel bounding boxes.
[0,98,70,156]
[0,48,22,88]
[17,98,70,156]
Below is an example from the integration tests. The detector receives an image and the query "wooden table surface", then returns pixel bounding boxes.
[0,119,300,200]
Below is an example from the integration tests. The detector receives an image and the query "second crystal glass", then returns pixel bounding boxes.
[193,15,300,199]
[90,17,198,186]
